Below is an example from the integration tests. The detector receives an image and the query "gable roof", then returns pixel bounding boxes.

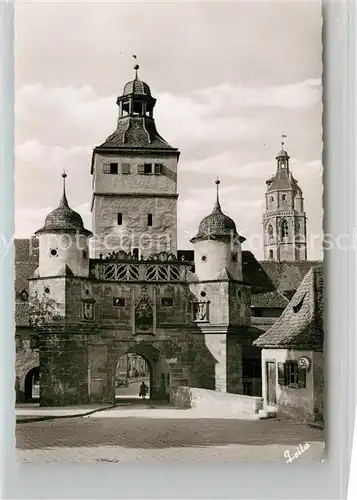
[253,265,324,349]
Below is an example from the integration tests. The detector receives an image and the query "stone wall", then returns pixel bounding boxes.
[39,332,90,406]
[313,350,324,422]
[170,386,263,418]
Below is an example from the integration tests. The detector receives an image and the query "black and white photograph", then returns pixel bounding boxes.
[14,0,324,464]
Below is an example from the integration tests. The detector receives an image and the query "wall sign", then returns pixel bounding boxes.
[298,356,311,371]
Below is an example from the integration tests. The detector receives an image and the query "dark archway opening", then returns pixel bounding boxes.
[24,367,40,402]
[115,353,152,402]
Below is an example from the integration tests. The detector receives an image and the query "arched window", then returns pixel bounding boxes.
[268,224,274,242]
[281,219,289,238]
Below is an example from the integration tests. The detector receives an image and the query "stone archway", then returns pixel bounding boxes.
[24,366,40,402]
[115,342,170,402]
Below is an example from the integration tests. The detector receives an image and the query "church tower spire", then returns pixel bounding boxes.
[262,139,307,262]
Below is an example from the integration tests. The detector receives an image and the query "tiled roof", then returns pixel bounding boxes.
[251,291,289,309]
[190,198,243,243]
[123,78,151,96]
[253,265,324,349]
[36,191,92,236]
[267,168,298,192]
[259,260,321,296]
[242,251,276,294]
[96,116,177,151]
[15,302,30,327]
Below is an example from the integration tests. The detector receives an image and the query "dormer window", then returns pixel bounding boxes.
[20,289,29,302]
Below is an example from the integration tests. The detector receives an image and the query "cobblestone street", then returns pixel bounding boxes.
[16,411,324,464]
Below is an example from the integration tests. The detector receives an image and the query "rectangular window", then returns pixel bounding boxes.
[132,248,139,259]
[117,213,123,225]
[138,164,145,175]
[144,163,152,174]
[110,163,118,174]
[148,214,153,226]
[15,335,21,350]
[121,163,131,174]
[30,335,39,349]
[154,163,163,174]
[113,297,126,307]
[161,298,173,307]
[280,361,307,388]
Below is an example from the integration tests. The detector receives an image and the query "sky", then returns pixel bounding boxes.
[14,0,323,260]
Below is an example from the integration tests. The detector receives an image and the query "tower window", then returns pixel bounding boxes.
[117,213,123,225]
[270,196,274,202]
[132,248,139,259]
[282,194,287,203]
[148,214,153,226]
[231,252,238,263]
[268,224,274,242]
[281,219,289,238]
[269,249,274,259]
[201,255,207,262]
[49,248,58,257]
[110,163,118,174]
[144,163,152,174]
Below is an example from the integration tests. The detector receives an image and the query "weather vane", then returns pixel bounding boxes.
[281,133,287,148]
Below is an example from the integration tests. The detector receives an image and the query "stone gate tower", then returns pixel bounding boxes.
[262,141,307,261]
[91,64,180,259]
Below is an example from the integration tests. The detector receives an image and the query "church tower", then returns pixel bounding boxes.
[91,64,180,259]
[262,139,307,261]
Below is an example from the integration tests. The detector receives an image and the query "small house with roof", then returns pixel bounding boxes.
[253,265,324,423]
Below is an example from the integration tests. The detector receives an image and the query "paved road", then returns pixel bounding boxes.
[16,414,324,464]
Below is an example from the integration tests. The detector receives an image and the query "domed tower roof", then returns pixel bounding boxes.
[123,65,151,96]
[35,173,92,236]
[190,179,245,244]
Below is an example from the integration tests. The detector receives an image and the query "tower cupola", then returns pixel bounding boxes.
[191,179,244,281]
[35,173,92,278]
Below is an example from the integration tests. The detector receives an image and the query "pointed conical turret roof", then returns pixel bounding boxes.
[35,173,92,236]
[190,179,245,243]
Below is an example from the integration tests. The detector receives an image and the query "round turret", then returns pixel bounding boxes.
[190,179,245,281]
[35,173,92,278]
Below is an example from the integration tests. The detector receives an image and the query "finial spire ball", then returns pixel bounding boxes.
[134,63,139,70]
[62,170,67,179]
[215,177,220,185]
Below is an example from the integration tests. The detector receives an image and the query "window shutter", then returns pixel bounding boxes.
[121,163,131,174]
[298,369,306,388]
[154,163,163,174]
[138,164,145,175]
[103,163,111,174]
[278,362,285,386]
